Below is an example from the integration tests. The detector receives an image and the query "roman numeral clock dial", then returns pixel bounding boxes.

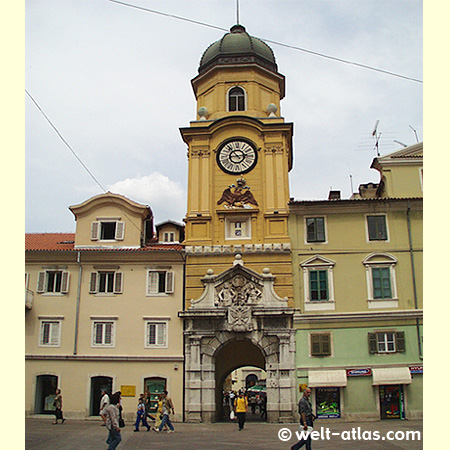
[216,139,258,174]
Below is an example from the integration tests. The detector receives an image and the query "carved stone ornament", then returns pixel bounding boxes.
[217,177,258,209]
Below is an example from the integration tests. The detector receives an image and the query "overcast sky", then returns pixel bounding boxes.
[25,0,423,233]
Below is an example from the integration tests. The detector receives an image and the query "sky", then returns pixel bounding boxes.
[25,0,423,233]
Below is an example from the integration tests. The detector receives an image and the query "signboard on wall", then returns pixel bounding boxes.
[409,365,423,374]
[120,385,136,397]
[346,368,372,377]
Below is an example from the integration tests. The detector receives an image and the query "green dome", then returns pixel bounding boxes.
[199,24,278,74]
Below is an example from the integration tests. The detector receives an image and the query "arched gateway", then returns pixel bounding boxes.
[179,255,296,422]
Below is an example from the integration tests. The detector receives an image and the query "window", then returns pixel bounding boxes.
[40,321,61,347]
[300,255,335,311]
[309,270,328,301]
[367,215,388,241]
[91,221,125,241]
[92,321,115,347]
[145,321,168,347]
[37,271,70,294]
[225,216,251,240]
[368,331,405,354]
[306,217,326,243]
[147,270,174,295]
[163,232,175,242]
[228,87,245,112]
[372,267,392,299]
[310,333,331,357]
[89,271,123,294]
[363,253,398,308]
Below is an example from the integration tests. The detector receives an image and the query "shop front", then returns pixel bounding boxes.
[372,367,412,420]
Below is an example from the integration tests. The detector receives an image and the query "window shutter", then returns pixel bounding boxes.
[50,322,60,345]
[157,323,166,346]
[37,272,46,293]
[104,322,113,345]
[114,272,123,294]
[396,331,406,353]
[310,334,321,356]
[91,221,100,241]
[89,272,98,293]
[94,323,102,345]
[321,334,331,356]
[115,221,125,240]
[148,271,159,295]
[368,332,378,354]
[165,271,174,294]
[60,271,70,293]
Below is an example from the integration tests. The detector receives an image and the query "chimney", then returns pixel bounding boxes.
[328,190,341,200]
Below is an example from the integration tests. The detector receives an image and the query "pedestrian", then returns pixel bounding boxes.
[105,392,122,450]
[234,391,248,431]
[291,387,316,450]
[260,394,267,420]
[155,390,175,433]
[153,394,168,431]
[99,389,110,426]
[229,390,235,409]
[52,388,65,424]
[134,397,151,431]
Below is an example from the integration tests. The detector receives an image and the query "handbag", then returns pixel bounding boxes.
[230,410,235,420]
[119,418,125,428]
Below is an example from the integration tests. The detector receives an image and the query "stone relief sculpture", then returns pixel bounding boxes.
[217,177,258,208]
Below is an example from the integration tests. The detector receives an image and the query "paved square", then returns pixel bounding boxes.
[25,418,423,450]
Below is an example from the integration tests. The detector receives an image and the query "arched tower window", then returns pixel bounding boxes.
[228,87,246,112]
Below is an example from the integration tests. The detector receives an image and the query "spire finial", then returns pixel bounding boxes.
[236,0,240,25]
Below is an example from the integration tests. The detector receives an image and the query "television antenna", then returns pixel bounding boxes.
[236,0,240,24]
[372,120,381,156]
[409,125,419,143]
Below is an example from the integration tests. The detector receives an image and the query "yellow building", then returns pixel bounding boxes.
[289,143,423,421]
[179,24,297,423]
[25,193,185,421]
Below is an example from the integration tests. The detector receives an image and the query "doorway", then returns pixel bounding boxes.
[34,375,58,414]
[90,376,113,416]
[379,385,405,420]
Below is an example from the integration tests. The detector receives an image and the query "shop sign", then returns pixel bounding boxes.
[346,368,372,377]
[120,385,136,397]
[409,365,423,374]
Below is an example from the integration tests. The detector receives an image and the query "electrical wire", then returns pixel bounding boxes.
[106,0,422,84]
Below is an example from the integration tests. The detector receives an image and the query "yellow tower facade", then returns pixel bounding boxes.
[181,24,294,306]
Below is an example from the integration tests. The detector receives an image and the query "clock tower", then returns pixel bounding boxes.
[180,24,297,422]
[181,24,294,304]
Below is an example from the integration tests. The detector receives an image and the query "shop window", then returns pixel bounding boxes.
[367,215,388,241]
[368,331,405,354]
[228,86,246,112]
[144,377,167,414]
[379,385,405,420]
[306,217,326,243]
[316,387,341,418]
[310,333,332,357]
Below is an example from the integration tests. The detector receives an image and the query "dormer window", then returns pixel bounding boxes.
[228,87,245,112]
[91,220,125,241]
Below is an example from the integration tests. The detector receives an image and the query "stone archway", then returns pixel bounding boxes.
[179,255,296,423]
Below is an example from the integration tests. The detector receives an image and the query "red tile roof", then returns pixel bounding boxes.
[25,233,183,252]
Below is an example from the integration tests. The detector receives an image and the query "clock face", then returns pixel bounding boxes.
[216,139,257,174]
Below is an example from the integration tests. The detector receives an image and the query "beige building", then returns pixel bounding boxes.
[25,193,185,421]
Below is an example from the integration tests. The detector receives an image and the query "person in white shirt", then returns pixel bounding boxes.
[99,389,110,426]
[105,392,122,450]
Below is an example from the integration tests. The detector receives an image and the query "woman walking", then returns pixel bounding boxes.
[234,391,248,431]
[52,389,65,424]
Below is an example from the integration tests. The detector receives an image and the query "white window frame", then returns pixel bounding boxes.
[39,318,62,347]
[146,270,174,296]
[300,255,335,311]
[376,331,396,353]
[36,270,70,295]
[163,232,175,243]
[89,271,123,295]
[91,220,125,242]
[304,216,328,244]
[226,86,247,112]
[363,253,398,309]
[144,319,169,348]
[91,320,116,347]
[225,216,251,240]
[365,213,389,243]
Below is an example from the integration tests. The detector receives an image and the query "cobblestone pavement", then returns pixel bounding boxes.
[25,417,423,450]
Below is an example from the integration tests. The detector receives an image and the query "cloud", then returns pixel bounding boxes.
[108,172,186,223]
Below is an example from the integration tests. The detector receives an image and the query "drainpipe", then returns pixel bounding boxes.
[73,251,82,355]
[406,201,423,359]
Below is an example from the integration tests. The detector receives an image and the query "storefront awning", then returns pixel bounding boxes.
[308,370,347,387]
[372,367,412,385]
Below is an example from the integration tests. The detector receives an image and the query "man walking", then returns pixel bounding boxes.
[291,387,315,450]
[155,390,175,433]
[99,389,110,426]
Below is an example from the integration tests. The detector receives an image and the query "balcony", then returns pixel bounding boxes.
[25,288,34,310]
